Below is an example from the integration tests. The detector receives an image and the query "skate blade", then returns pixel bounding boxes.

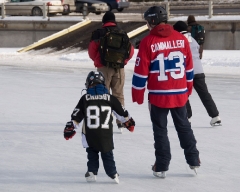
[86,177,96,182]
[119,128,123,134]
[153,171,166,178]
[193,168,198,175]
[211,123,222,126]
[189,166,199,175]
[86,173,96,182]
[113,175,119,184]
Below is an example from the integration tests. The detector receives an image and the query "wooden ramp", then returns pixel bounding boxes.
[18,20,148,53]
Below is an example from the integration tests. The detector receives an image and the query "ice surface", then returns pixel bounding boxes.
[0,48,240,192]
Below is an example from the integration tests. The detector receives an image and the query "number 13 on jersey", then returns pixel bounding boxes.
[156,51,185,81]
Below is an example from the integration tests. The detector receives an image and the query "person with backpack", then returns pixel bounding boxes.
[132,6,200,178]
[63,71,135,184]
[88,11,134,133]
[173,21,221,126]
[187,15,205,59]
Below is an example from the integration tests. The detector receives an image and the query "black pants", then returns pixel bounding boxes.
[86,147,117,178]
[186,73,219,118]
[150,104,200,172]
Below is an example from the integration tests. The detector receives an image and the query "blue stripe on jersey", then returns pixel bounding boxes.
[186,69,194,81]
[166,57,181,71]
[150,57,185,72]
[150,60,160,71]
[149,88,188,95]
[132,73,148,89]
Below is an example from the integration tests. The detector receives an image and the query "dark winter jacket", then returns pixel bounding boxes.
[88,22,134,68]
[187,21,204,59]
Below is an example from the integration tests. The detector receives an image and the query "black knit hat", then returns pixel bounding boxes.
[102,11,116,23]
[173,21,188,32]
[187,15,196,25]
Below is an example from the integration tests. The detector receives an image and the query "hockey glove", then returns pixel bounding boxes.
[123,117,135,132]
[64,121,76,140]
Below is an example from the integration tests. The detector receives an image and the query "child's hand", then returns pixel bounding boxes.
[123,117,135,132]
[64,121,76,140]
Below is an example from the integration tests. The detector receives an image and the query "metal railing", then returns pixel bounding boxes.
[169,1,213,18]
[1,3,88,19]
[136,1,240,18]
[1,3,5,19]
[162,1,213,18]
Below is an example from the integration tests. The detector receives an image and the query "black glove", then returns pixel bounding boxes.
[123,117,135,132]
[64,121,76,140]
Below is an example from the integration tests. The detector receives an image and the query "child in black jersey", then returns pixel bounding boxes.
[63,71,135,184]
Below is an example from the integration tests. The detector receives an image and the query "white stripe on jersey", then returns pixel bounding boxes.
[186,68,194,73]
[148,87,188,93]
[133,72,148,78]
[132,85,145,90]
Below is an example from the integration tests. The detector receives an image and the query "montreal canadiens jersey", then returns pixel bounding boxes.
[132,24,194,108]
[71,93,129,153]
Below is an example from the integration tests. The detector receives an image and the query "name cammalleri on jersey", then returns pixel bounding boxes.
[151,40,185,52]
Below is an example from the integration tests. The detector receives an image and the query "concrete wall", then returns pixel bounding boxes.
[0,31,58,47]
[0,21,79,48]
[204,22,240,50]
[1,20,240,50]
[168,20,240,50]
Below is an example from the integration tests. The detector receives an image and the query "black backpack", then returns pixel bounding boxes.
[99,28,131,69]
[191,24,205,45]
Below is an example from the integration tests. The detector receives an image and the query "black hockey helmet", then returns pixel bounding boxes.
[85,71,105,88]
[144,6,168,25]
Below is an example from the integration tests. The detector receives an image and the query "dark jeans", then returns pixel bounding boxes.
[86,147,117,177]
[186,73,219,118]
[150,104,200,172]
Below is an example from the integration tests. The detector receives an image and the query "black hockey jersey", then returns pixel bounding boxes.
[71,91,129,153]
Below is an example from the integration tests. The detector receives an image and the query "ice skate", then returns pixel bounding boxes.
[110,173,119,184]
[189,157,201,175]
[117,123,124,134]
[189,166,200,175]
[85,172,97,182]
[210,116,221,126]
[152,163,166,178]
[153,171,166,178]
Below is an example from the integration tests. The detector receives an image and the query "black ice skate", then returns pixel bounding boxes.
[85,171,97,182]
[110,173,119,184]
[152,163,166,178]
[189,166,200,175]
[189,158,201,175]
[210,116,222,126]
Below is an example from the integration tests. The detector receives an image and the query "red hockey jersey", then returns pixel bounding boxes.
[132,24,194,108]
